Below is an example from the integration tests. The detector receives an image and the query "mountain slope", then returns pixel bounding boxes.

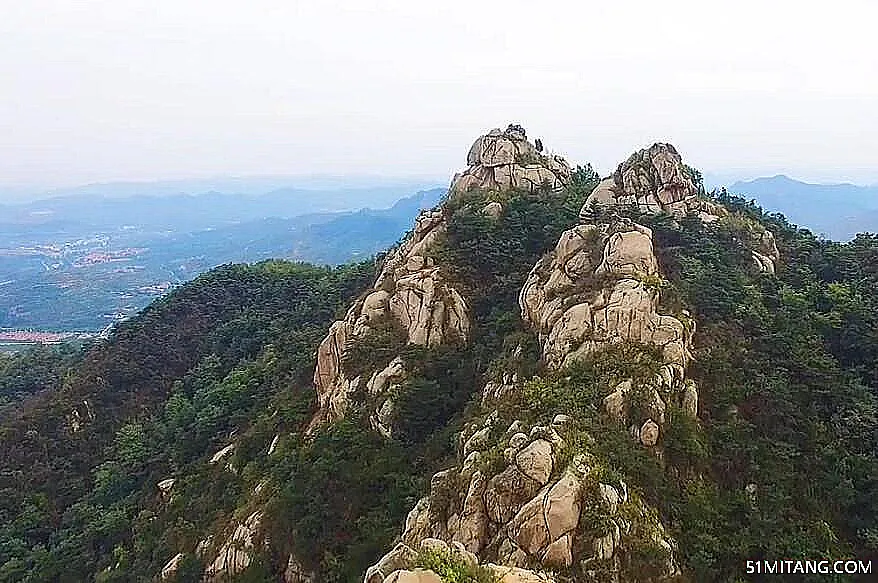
[0,127,876,583]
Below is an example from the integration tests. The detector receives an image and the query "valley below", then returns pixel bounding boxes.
[0,186,444,332]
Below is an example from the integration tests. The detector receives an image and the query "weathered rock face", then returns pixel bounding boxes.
[366,413,680,581]
[368,357,407,437]
[451,125,571,195]
[520,217,695,393]
[383,568,445,583]
[583,143,708,219]
[516,142,787,445]
[66,399,95,434]
[310,209,470,431]
[203,511,262,582]
[582,142,780,272]
[311,125,573,433]
[748,223,781,274]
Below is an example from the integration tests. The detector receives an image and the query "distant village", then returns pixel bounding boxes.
[0,329,94,344]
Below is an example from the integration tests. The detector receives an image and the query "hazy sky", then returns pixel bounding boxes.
[2,0,877,191]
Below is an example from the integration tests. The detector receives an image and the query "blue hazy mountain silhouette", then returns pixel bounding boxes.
[728,175,878,240]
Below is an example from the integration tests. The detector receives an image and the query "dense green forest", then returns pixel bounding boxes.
[0,344,84,411]
[0,169,876,582]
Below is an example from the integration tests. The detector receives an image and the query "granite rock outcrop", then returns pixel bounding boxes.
[310,209,469,431]
[365,413,679,581]
[203,511,263,582]
[519,215,697,436]
[582,143,780,273]
[311,125,573,433]
[451,125,571,195]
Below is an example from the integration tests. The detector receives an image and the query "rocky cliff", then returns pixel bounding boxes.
[363,135,705,583]
[309,125,572,437]
[310,207,469,434]
[519,217,697,445]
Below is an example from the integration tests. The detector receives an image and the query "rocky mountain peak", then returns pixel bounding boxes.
[309,125,574,434]
[584,142,704,219]
[584,142,781,273]
[451,124,571,195]
[615,143,696,205]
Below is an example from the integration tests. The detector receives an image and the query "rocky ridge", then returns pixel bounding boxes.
[189,131,786,583]
[365,135,711,582]
[309,125,572,436]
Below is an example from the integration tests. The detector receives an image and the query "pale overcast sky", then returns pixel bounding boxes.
[1,0,877,190]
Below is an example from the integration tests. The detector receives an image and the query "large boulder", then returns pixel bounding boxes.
[451,125,571,195]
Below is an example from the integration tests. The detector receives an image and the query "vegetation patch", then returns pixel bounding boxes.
[415,547,498,583]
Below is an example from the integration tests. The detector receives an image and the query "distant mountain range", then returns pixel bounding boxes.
[0,187,445,331]
[727,175,878,240]
[0,184,443,236]
[0,174,446,204]
[159,186,448,266]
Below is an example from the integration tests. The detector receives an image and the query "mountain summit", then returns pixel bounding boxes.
[0,125,876,583]
[340,130,784,582]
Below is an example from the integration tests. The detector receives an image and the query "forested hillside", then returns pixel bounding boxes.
[0,260,376,580]
[0,128,876,583]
